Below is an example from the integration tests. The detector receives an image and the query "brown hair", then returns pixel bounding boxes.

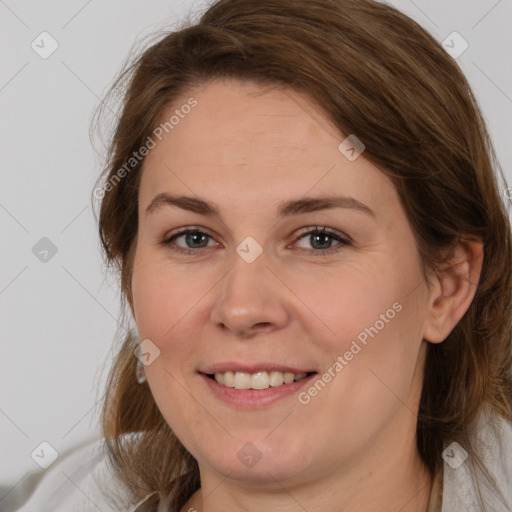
[93,0,512,510]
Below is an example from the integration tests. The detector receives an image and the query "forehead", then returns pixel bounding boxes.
[139,79,395,214]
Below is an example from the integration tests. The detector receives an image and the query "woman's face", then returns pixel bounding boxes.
[131,78,435,487]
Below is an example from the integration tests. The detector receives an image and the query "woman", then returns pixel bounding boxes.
[14,0,512,511]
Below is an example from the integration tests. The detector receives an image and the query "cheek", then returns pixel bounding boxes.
[296,253,427,409]
[289,259,410,356]
[131,251,211,341]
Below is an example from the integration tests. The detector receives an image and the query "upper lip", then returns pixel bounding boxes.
[200,362,317,374]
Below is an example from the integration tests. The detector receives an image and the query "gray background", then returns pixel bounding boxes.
[1,0,511,500]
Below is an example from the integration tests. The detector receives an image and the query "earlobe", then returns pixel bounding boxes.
[422,238,484,344]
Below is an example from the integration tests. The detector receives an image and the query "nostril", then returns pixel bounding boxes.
[253,322,271,329]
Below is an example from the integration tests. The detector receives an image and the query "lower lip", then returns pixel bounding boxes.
[199,373,316,408]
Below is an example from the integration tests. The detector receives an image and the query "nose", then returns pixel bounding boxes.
[209,252,290,338]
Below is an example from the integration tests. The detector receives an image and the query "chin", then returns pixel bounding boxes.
[194,437,312,484]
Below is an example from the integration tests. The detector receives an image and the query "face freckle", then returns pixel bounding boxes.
[130,78,433,490]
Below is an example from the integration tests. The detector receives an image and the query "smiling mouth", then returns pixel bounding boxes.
[205,370,317,390]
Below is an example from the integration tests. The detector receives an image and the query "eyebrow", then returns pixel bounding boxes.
[145,193,376,218]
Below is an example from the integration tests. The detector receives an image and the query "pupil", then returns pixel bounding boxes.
[186,232,208,248]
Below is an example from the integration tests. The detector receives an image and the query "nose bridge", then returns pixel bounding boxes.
[210,249,289,336]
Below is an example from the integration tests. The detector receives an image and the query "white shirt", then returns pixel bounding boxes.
[9,412,512,512]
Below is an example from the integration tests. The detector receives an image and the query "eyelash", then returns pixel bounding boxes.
[160,226,351,257]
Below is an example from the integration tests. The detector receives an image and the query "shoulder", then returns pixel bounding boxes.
[442,411,512,512]
[12,437,151,512]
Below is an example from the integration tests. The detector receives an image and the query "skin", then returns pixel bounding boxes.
[129,78,483,512]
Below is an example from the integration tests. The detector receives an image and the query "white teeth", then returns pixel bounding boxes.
[251,371,270,390]
[213,370,310,390]
[233,372,251,389]
[269,371,284,387]
[222,371,234,387]
[283,372,295,384]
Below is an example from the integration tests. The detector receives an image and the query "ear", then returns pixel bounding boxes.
[422,237,483,344]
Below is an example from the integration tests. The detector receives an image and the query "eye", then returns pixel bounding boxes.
[161,227,219,256]
[160,225,351,257]
[292,226,351,255]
